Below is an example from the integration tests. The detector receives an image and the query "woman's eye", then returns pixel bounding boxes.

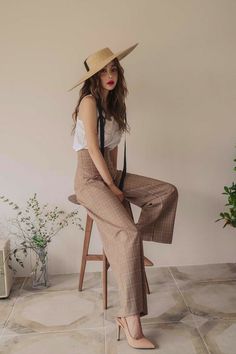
[100,67,117,74]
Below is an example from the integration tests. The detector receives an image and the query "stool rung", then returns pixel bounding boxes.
[144,257,154,266]
[86,254,105,261]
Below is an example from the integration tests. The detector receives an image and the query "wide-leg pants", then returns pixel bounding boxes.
[74,148,178,318]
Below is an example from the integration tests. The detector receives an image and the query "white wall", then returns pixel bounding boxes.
[0,0,236,276]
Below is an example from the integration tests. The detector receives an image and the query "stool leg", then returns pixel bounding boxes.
[79,214,93,291]
[144,269,150,294]
[102,249,108,309]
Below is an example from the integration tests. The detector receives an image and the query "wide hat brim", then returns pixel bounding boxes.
[68,42,139,92]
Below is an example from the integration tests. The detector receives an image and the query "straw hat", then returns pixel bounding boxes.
[68,42,139,91]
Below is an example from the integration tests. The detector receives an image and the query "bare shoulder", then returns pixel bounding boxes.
[78,95,97,130]
[79,95,96,113]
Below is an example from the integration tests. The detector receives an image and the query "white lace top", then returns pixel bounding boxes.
[73,107,123,151]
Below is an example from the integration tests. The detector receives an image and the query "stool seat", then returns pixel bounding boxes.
[68,193,153,309]
[68,194,80,205]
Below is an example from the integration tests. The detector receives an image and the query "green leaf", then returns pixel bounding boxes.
[224,186,229,193]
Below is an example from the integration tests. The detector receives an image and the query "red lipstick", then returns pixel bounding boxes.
[107,80,114,85]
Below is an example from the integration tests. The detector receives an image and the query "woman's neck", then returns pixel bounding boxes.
[101,97,108,112]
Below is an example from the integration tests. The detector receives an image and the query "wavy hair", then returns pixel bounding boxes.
[71,58,130,136]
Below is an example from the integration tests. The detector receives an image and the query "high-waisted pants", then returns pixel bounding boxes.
[74,147,178,318]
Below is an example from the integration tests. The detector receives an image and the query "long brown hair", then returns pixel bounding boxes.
[71,58,131,135]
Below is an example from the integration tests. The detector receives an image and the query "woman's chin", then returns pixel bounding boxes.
[102,85,116,93]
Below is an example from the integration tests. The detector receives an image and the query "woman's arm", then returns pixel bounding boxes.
[109,145,118,170]
[79,96,118,191]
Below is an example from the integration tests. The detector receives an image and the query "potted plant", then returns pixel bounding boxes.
[215,151,236,228]
[0,193,83,289]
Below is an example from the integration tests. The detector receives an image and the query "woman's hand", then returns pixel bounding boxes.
[108,183,124,202]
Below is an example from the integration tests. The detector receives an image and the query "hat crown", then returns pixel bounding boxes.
[85,47,114,72]
[68,42,138,91]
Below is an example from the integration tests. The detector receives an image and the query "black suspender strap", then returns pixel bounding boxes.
[96,100,126,191]
[97,106,105,156]
[118,136,126,190]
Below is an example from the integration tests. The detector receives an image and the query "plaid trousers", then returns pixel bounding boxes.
[74,148,178,317]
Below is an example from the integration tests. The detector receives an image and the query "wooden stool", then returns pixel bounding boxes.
[68,194,154,309]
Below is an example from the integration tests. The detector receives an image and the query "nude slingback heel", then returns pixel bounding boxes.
[116,316,157,349]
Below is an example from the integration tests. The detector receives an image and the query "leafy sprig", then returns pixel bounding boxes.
[215,155,236,228]
[0,193,84,273]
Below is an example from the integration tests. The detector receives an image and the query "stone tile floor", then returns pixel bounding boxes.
[0,262,236,353]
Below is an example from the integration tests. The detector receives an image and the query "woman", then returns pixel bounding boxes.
[70,43,178,350]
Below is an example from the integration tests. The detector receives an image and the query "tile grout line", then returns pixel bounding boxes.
[0,326,107,338]
[104,323,107,354]
[1,296,22,338]
[191,323,212,354]
[167,267,211,354]
[1,276,28,337]
[17,286,104,298]
[167,267,193,312]
[103,307,106,353]
[0,327,3,342]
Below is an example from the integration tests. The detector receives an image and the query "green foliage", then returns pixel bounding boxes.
[0,193,84,273]
[215,155,236,228]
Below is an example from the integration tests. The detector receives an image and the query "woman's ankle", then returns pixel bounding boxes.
[124,314,144,339]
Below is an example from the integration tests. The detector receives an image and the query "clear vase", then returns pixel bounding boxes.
[32,246,50,289]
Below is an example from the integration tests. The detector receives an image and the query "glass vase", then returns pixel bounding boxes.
[32,246,50,289]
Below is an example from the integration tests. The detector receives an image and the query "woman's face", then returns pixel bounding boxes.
[98,60,118,92]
